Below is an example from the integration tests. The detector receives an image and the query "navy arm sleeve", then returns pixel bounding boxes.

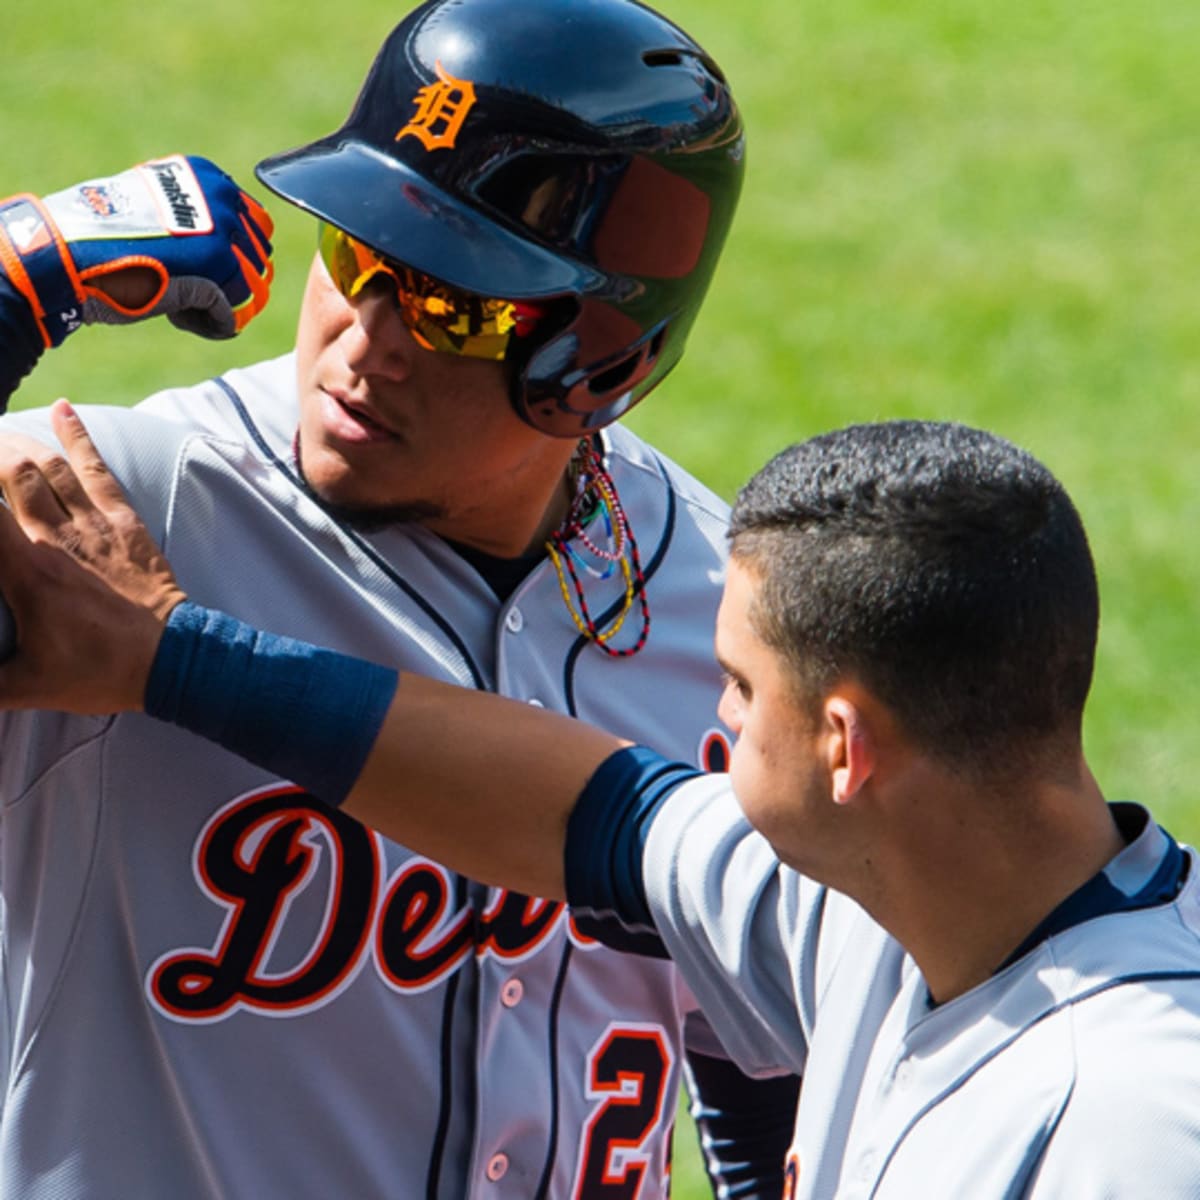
[0,272,45,407]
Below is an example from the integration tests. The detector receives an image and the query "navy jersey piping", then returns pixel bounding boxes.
[425,874,469,1199]
[532,944,575,1200]
[215,375,486,689]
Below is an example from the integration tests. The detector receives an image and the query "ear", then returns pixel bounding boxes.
[824,695,875,805]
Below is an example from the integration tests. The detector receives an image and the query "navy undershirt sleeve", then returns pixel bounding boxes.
[564,745,701,954]
[145,602,399,806]
[0,272,45,407]
[685,1051,801,1198]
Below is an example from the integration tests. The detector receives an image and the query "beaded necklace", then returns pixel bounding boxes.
[546,438,651,658]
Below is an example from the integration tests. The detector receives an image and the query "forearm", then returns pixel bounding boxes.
[349,673,622,898]
[146,602,624,899]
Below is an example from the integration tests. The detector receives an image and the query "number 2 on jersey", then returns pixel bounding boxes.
[573,1025,673,1198]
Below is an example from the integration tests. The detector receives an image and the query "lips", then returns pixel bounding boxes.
[319,387,400,445]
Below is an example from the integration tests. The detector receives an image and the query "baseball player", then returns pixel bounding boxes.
[0,1,801,1197]
[3,418,1198,1198]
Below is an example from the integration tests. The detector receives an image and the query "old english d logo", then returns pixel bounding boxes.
[396,61,477,151]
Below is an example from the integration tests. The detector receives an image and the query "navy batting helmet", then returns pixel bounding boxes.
[255,0,745,437]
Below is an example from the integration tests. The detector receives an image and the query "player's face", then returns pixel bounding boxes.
[292,254,575,553]
[714,557,834,872]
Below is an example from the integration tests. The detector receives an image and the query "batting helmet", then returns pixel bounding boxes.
[255,0,745,437]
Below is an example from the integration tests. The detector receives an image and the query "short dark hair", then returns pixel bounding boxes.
[728,421,1099,772]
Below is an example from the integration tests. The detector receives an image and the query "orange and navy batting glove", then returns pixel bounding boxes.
[0,155,274,348]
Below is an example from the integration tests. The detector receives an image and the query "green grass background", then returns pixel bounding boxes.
[5,1,1200,1194]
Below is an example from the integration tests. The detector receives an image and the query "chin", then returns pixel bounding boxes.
[297,446,445,532]
[326,498,446,534]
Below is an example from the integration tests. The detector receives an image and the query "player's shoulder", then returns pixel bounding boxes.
[0,354,297,540]
[0,399,193,472]
[1043,882,1200,1138]
[1,353,295,455]
[135,352,297,448]
[604,423,730,528]
[1066,899,1200,1061]
[1030,969,1200,1193]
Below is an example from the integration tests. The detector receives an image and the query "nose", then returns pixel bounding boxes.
[340,283,421,381]
[717,682,742,735]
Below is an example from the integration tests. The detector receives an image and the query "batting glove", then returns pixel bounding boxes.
[0,154,274,348]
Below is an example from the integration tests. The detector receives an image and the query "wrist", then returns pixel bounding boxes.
[145,603,398,805]
[0,194,84,348]
[0,270,46,404]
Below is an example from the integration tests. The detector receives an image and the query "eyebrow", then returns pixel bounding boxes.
[714,650,743,684]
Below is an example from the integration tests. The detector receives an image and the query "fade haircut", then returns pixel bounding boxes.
[728,421,1099,771]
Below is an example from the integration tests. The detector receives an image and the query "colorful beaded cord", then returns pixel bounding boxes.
[546,439,651,658]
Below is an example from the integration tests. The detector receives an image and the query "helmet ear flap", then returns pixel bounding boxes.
[513,317,671,438]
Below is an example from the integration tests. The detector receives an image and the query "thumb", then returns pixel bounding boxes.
[162,278,236,339]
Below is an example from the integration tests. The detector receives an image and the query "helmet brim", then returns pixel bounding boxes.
[256,138,605,300]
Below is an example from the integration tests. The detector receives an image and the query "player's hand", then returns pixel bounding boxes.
[0,155,274,347]
[0,400,185,713]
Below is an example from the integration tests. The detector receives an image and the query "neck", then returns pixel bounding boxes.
[426,440,583,558]
[855,755,1125,1005]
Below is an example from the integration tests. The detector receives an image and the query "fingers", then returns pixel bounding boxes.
[240,192,275,249]
[226,196,274,333]
[0,429,73,534]
[0,403,129,546]
[0,404,186,627]
[0,494,167,716]
[0,483,37,564]
[231,242,273,332]
[49,400,133,516]
[237,212,271,277]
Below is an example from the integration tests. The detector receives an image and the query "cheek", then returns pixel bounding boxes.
[726,720,765,815]
[295,261,353,367]
[443,355,517,415]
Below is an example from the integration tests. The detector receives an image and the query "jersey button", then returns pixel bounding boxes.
[894,1060,913,1090]
[501,978,524,1007]
[505,607,524,633]
[486,1153,509,1181]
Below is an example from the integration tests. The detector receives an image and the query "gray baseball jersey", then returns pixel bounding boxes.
[0,354,740,1199]
[631,774,1200,1198]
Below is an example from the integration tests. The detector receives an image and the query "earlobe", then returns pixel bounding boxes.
[826,696,874,805]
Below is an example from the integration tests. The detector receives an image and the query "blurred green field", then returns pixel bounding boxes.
[5,1,1200,1195]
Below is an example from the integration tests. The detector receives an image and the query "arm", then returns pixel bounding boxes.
[0,409,811,1113]
[143,599,618,898]
[0,401,624,899]
[0,154,274,407]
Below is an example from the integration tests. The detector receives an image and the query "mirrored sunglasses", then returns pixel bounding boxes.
[317,221,542,361]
